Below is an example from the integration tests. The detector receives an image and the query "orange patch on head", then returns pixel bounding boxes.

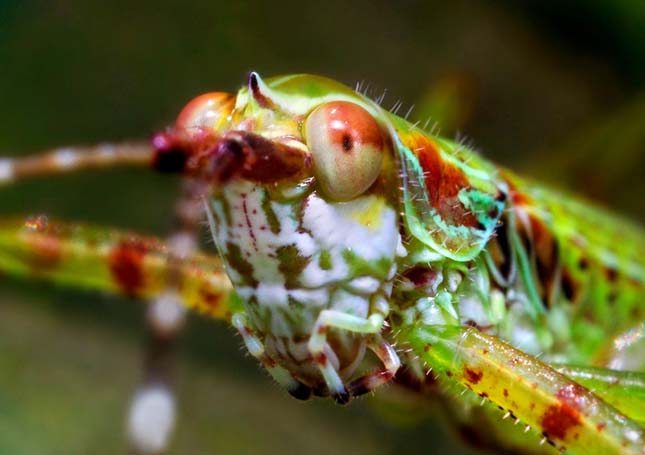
[405,133,479,228]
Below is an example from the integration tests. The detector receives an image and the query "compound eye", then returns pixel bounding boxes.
[305,101,385,201]
[175,92,235,139]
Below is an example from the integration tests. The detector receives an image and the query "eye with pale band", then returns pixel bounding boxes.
[305,101,385,201]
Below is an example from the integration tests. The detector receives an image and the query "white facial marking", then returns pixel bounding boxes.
[330,288,369,318]
[345,276,381,295]
[256,282,289,307]
[302,193,398,261]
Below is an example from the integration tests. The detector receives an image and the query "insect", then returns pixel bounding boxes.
[0,73,643,454]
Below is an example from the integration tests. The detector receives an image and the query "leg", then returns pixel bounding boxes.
[348,337,401,397]
[0,217,237,321]
[405,325,645,454]
[232,313,311,400]
[308,308,399,403]
[128,178,207,454]
[0,142,153,185]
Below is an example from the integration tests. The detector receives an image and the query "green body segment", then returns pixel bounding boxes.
[389,110,644,366]
[511,176,645,363]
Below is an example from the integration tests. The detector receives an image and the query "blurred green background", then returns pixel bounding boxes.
[0,1,643,454]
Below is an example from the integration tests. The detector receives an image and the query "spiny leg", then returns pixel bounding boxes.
[405,324,645,454]
[231,313,311,400]
[308,303,399,404]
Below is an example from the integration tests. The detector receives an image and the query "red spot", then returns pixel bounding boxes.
[109,239,148,295]
[561,268,579,303]
[541,404,581,440]
[503,389,509,398]
[406,134,480,228]
[314,352,327,367]
[541,384,587,440]
[464,367,483,384]
[403,265,438,287]
[605,267,618,282]
[199,285,221,309]
[28,235,63,270]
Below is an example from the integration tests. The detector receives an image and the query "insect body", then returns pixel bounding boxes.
[1,73,643,454]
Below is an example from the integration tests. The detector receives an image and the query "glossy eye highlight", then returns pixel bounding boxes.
[305,101,385,201]
[175,92,235,139]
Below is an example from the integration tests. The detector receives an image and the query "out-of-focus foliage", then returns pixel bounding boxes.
[0,1,642,453]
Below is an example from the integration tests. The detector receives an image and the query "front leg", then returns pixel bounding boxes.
[405,324,644,454]
[308,308,400,404]
[232,313,311,400]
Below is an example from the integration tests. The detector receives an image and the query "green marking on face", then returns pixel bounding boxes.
[318,250,333,271]
[261,191,281,235]
[225,241,258,287]
[220,195,233,228]
[342,250,392,279]
[458,188,504,228]
[276,244,311,289]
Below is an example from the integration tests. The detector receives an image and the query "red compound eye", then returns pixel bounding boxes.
[175,92,235,139]
[305,101,385,201]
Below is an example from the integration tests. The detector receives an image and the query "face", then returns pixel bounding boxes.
[156,73,404,386]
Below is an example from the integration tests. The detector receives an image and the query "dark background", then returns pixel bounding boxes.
[0,1,643,453]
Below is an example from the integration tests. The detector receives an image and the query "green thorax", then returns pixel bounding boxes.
[388,111,644,366]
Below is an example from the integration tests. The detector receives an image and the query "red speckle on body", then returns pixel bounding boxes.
[503,388,509,398]
[540,384,587,440]
[199,285,221,309]
[402,265,438,287]
[109,239,148,295]
[28,235,63,270]
[314,353,327,367]
[463,367,483,385]
[406,134,480,228]
[596,422,606,432]
[541,404,581,440]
